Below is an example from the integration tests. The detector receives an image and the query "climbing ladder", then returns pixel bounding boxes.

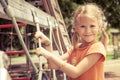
[0,0,71,80]
[41,0,71,53]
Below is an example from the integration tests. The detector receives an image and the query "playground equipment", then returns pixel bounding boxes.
[0,0,71,80]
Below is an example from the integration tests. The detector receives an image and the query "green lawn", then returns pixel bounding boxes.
[9,50,120,61]
[106,51,120,60]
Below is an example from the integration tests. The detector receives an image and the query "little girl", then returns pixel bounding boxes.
[35,3,109,80]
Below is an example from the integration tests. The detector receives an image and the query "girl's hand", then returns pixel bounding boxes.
[100,27,109,49]
[35,31,48,43]
[35,31,42,38]
[36,48,60,70]
[36,48,43,57]
[36,47,51,59]
[35,31,53,52]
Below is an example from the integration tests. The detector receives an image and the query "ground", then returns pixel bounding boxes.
[10,54,120,80]
[105,59,120,80]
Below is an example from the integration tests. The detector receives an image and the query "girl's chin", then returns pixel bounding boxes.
[83,39,96,43]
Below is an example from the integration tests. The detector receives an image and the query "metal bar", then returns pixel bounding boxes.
[12,16,38,72]
[0,23,26,28]
[31,9,43,80]
[47,17,57,80]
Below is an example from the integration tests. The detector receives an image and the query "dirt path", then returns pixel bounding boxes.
[105,60,120,80]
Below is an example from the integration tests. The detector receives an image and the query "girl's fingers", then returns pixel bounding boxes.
[35,31,42,38]
[101,27,105,32]
[36,48,42,56]
[34,31,44,43]
[101,27,107,35]
[34,38,38,43]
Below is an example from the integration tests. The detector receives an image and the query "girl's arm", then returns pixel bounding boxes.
[48,52,69,69]
[36,47,102,78]
[35,31,69,69]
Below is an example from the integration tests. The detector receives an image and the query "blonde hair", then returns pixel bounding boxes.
[72,3,106,48]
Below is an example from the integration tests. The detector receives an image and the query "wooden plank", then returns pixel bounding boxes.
[0,0,56,28]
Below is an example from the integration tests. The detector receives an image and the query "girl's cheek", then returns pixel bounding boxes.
[92,29,99,34]
[74,27,78,33]
[74,28,79,33]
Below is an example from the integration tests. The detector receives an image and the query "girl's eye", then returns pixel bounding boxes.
[80,25,85,28]
[90,25,95,28]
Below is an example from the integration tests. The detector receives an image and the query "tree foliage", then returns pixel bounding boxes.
[58,0,120,30]
[58,0,78,24]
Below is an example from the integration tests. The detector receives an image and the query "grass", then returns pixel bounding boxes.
[9,50,120,61]
[106,51,120,60]
[106,52,114,60]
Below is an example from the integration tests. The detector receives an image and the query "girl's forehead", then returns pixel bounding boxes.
[77,14,97,21]
[75,14,98,25]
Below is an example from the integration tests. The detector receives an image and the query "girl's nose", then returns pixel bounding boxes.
[85,27,91,33]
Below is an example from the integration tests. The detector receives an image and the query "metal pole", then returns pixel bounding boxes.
[47,17,57,80]
[31,9,43,80]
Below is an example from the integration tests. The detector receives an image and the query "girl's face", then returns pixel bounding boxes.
[75,14,100,43]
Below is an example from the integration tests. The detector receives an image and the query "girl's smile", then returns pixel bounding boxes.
[75,14,100,43]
